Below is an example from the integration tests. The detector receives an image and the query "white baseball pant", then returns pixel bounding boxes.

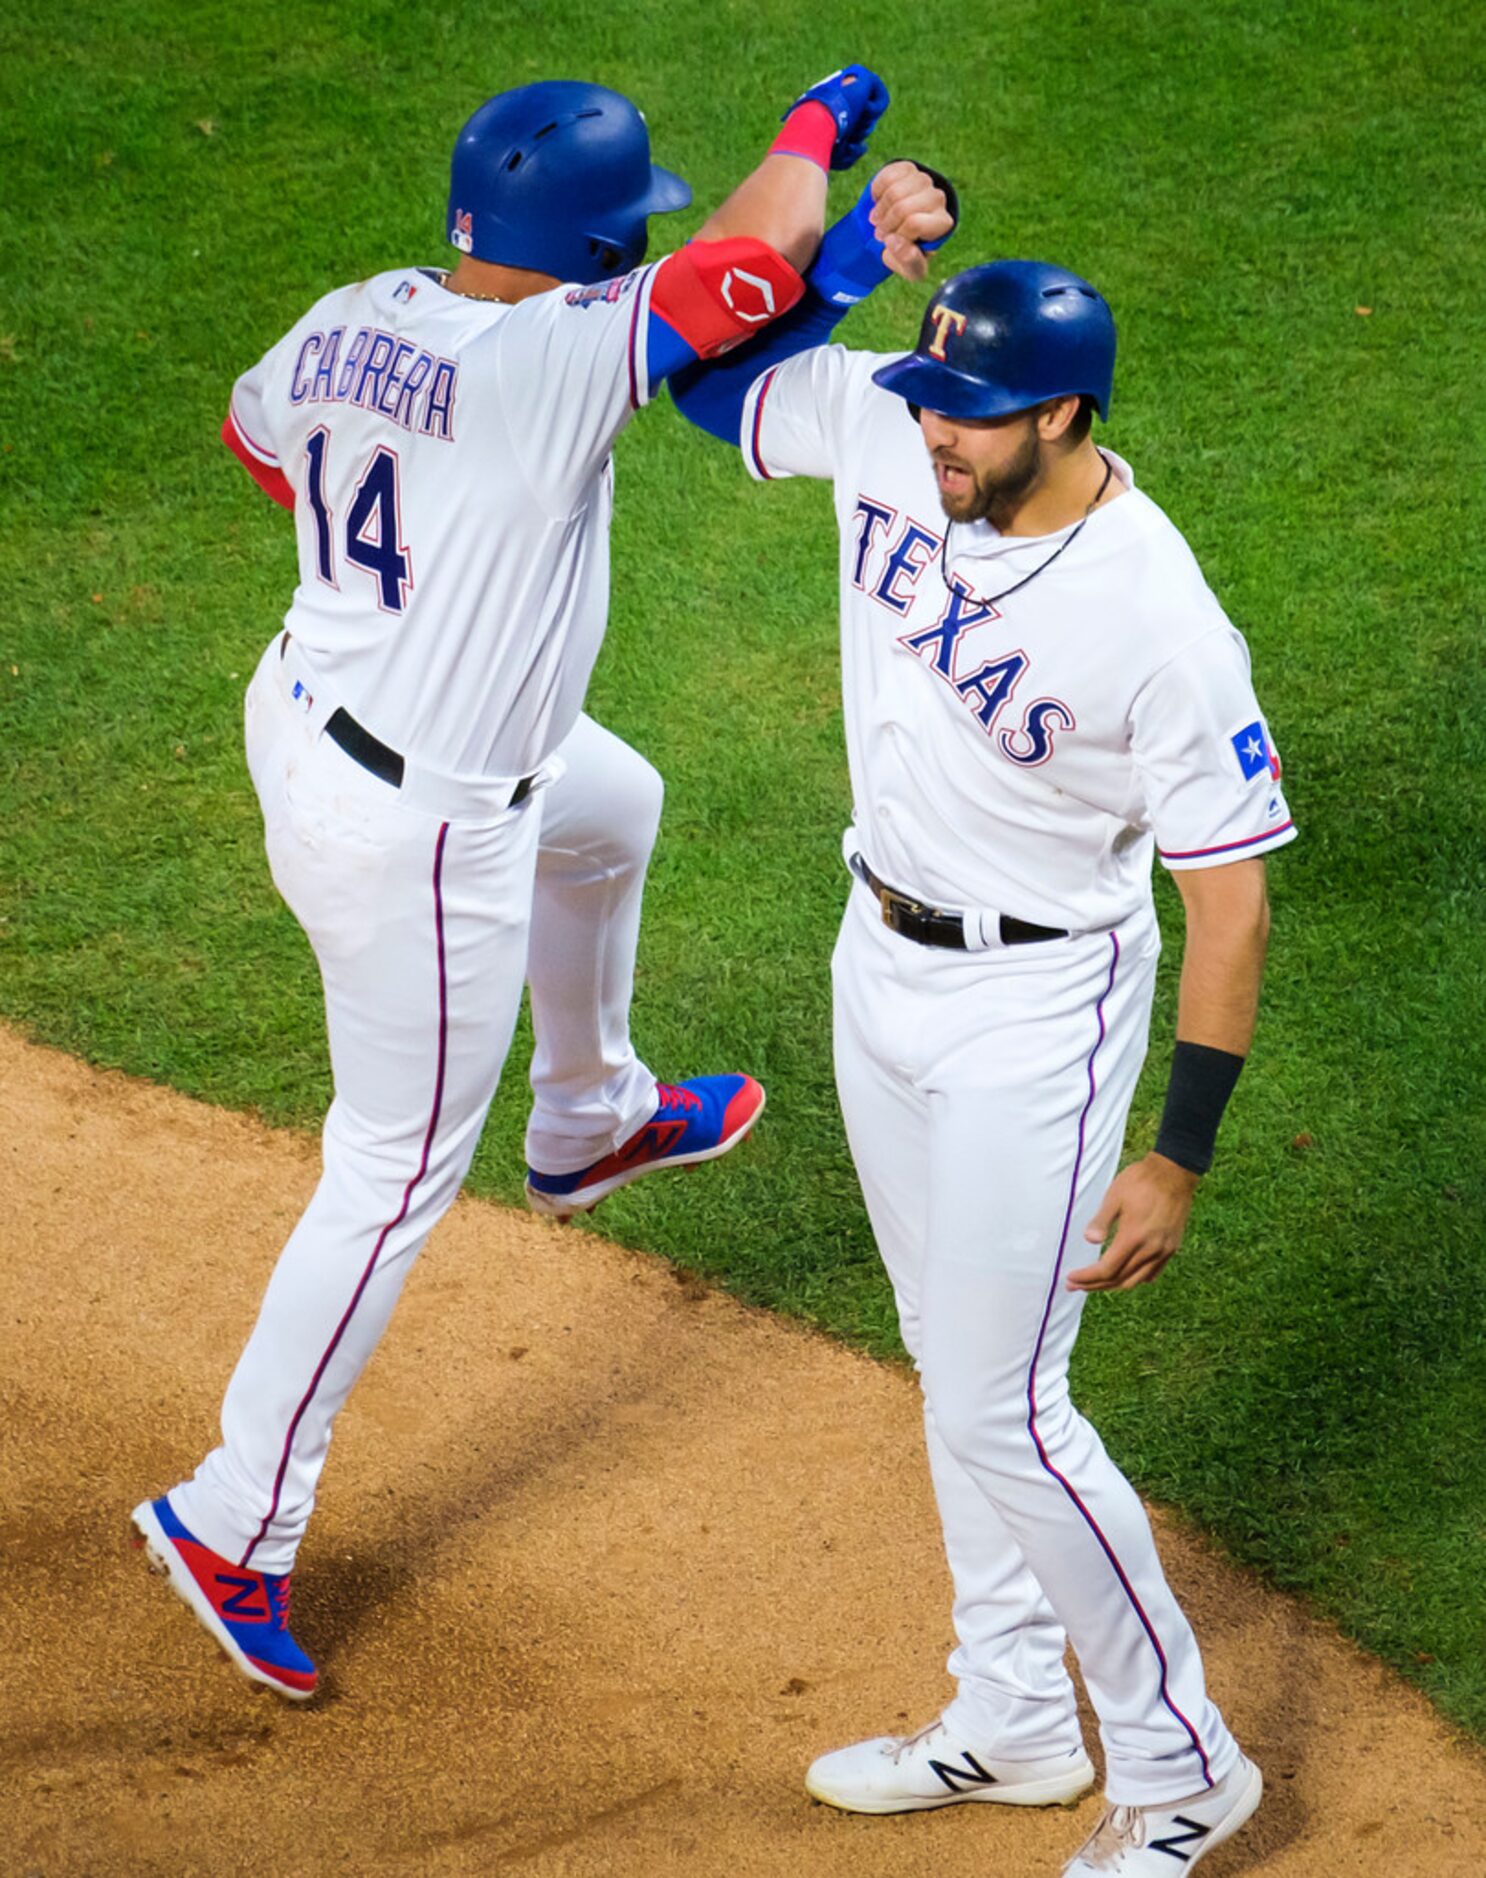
[172,642,662,1572]
[832,880,1239,1807]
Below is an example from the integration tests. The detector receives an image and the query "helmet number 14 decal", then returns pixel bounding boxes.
[303,430,415,615]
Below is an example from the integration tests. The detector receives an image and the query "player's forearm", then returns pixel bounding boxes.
[1150,860,1270,1177]
[694,146,829,274]
[1172,861,1270,1055]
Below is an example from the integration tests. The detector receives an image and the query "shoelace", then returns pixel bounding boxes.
[656,1082,703,1113]
[267,1574,294,1631]
[1076,1804,1146,1870]
[886,1717,946,1762]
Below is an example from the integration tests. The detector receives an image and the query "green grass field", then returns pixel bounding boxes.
[3,1,1483,1736]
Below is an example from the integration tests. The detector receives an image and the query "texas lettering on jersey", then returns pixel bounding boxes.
[851,493,1075,769]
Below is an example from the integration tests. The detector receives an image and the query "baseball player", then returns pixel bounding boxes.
[129,68,898,1699]
[672,258,1293,1871]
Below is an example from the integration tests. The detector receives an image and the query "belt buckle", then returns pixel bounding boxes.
[881,889,930,941]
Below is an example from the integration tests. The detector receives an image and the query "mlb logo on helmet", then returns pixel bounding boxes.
[1230,720,1281,782]
[452,208,474,254]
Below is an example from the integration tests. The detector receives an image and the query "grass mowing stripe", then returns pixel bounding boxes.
[2,0,1483,1737]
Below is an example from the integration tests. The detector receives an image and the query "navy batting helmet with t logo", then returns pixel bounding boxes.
[447,80,692,285]
[872,261,1116,421]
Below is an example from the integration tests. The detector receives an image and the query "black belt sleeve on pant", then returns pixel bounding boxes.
[324,704,536,808]
[326,707,404,788]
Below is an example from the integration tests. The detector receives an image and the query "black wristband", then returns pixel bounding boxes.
[1153,1041,1245,1176]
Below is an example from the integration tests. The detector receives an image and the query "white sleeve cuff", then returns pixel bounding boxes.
[740,364,787,482]
[227,392,281,467]
[1159,819,1298,870]
[626,263,661,411]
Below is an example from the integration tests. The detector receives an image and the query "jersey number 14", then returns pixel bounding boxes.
[304,428,414,614]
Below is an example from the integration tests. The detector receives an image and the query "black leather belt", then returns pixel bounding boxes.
[281,633,535,808]
[850,852,1067,949]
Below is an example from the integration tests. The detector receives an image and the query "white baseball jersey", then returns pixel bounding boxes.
[741,346,1296,932]
[225,263,662,779]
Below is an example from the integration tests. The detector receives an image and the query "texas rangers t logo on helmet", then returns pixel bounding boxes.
[927,305,968,360]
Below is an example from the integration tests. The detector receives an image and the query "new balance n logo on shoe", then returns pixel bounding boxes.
[1149,1816,1211,1862]
[216,1573,271,1621]
[928,1751,999,1794]
[614,1119,687,1166]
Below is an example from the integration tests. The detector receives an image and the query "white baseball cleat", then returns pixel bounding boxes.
[805,1713,1096,1815]
[1062,1754,1263,1873]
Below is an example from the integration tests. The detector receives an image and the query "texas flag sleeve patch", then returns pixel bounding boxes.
[1230,720,1281,783]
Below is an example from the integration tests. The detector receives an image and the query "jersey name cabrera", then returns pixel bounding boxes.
[224,263,662,780]
[741,346,1296,932]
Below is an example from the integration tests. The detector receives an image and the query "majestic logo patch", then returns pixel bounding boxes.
[1230,720,1281,783]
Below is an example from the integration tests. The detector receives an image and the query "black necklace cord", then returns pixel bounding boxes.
[938,450,1116,605]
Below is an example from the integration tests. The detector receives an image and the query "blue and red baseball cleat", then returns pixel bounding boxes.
[131,1495,317,1701]
[525,1073,765,1219]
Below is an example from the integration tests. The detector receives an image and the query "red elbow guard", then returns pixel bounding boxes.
[650,238,806,359]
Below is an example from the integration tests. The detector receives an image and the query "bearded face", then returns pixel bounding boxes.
[918,404,1047,525]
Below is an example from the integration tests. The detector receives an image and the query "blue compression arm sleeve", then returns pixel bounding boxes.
[646,311,702,386]
[668,293,849,443]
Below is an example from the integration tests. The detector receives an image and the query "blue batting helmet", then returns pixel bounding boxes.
[448,80,692,285]
[872,261,1116,421]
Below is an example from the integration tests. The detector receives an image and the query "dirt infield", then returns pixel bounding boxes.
[3,1028,1483,1876]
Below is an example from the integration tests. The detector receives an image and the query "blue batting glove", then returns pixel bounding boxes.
[786,64,890,171]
